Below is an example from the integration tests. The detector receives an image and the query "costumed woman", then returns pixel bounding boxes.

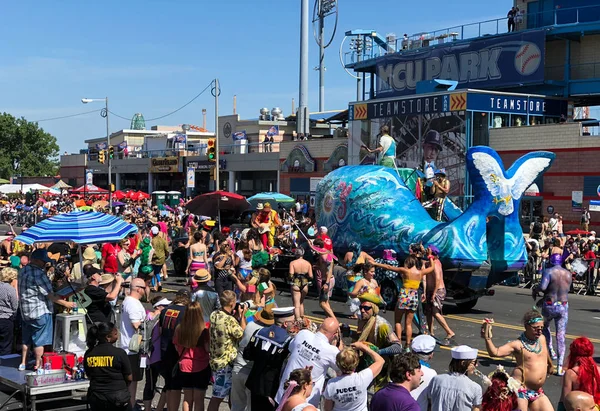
[365,125,396,168]
[186,231,209,285]
[557,337,600,411]
[288,248,313,320]
[347,263,381,323]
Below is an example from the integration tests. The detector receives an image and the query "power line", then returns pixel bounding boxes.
[33,109,101,123]
[109,80,214,122]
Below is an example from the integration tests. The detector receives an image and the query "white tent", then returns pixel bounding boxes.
[0,184,51,194]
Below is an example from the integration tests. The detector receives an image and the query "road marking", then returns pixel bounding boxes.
[303,315,511,362]
[593,317,600,320]
[446,314,600,344]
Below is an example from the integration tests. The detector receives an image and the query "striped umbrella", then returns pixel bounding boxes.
[15,211,138,245]
[247,192,296,210]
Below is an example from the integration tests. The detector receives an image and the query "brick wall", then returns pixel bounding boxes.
[489,123,593,151]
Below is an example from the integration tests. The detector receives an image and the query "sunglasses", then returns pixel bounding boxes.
[359,305,372,311]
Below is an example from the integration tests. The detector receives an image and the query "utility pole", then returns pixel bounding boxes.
[318,2,325,112]
[298,0,310,136]
[214,79,220,191]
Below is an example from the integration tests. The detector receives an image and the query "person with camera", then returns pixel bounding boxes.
[275,317,343,407]
[19,248,76,371]
[323,342,384,411]
[208,290,247,411]
[84,264,124,324]
[431,169,450,222]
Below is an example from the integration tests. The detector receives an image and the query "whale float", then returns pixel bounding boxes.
[316,146,555,296]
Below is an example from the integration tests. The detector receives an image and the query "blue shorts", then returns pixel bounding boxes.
[212,365,233,399]
[22,313,53,347]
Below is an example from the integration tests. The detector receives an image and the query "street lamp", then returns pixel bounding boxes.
[82,97,112,209]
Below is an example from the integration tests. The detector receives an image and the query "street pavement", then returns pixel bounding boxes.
[155,276,600,409]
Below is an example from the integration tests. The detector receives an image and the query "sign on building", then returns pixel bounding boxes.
[572,191,583,212]
[150,157,179,173]
[85,170,93,186]
[186,167,195,189]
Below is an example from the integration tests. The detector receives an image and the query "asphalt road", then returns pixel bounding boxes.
[156,276,600,409]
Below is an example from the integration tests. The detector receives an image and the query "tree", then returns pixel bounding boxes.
[0,113,60,179]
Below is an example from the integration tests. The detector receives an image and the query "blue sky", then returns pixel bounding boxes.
[0,1,512,152]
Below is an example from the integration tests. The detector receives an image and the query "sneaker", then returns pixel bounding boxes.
[18,364,26,371]
[549,348,558,361]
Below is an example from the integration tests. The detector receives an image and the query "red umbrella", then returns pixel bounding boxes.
[126,190,137,199]
[113,190,126,200]
[185,191,249,217]
[565,229,590,236]
[132,191,147,202]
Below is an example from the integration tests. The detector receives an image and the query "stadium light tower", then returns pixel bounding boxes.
[313,0,338,112]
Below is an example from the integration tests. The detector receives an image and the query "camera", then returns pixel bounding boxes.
[236,300,252,312]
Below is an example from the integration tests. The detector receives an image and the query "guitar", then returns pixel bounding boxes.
[258,223,271,234]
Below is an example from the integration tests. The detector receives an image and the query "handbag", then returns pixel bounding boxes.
[170,347,186,379]
[128,329,143,353]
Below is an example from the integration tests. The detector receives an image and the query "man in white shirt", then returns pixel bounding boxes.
[119,277,147,404]
[275,317,342,407]
[409,335,438,409]
[548,212,559,233]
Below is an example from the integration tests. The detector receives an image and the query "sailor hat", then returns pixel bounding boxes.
[411,335,436,354]
[451,345,478,360]
[272,306,294,318]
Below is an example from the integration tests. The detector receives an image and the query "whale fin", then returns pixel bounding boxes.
[469,148,554,216]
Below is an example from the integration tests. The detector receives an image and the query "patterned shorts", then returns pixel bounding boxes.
[212,365,233,399]
[398,288,418,311]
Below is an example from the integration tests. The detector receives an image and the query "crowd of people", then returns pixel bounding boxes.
[0,192,597,411]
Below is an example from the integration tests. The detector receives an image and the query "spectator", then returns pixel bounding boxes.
[101,241,119,274]
[190,269,220,323]
[277,368,318,411]
[72,246,98,281]
[19,249,75,371]
[84,322,132,411]
[213,242,237,295]
[173,301,211,411]
[507,6,516,32]
[581,208,591,232]
[275,317,342,407]
[208,290,247,411]
[428,345,483,411]
[323,342,384,411]
[564,391,595,411]
[83,264,124,324]
[481,367,519,411]
[118,277,147,406]
[231,305,271,411]
[159,290,191,411]
[409,335,438,409]
[151,227,168,292]
[0,267,18,355]
[243,306,295,411]
[558,337,600,410]
[370,353,423,411]
[142,297,171,411]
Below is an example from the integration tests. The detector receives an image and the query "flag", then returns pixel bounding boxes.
[96,142,107,150]
[118,141,127,151]
[233,130,247,141]
[173,134,187,143]
[266,125,279,137]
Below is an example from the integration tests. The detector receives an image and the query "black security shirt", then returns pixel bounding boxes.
[84,342,131,394]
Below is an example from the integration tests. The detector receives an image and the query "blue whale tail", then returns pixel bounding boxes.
[465,146,555,274]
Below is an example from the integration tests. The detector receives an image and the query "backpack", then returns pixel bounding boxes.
[141,315,160,355]
[533,222,543,234]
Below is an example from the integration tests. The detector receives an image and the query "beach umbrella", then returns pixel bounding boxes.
[14,211,138,245]
[92,200,108,209]
[112,201,126,207]
[565,229,590,236]
[247,192,296,210]
[113,190,127,200]
[186,191,249,228]
[79,206,93,211]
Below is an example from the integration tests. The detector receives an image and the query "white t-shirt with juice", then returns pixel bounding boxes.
[323,368,373,411]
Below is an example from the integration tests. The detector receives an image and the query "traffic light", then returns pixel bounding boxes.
[108,146,114,159]
[98,150,106,164]
[110,184,115,192]
[209,165,216,180]
[207,139,216,162]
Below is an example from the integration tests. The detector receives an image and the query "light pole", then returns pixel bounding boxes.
[82,97,112,209]
[212,79,220,191]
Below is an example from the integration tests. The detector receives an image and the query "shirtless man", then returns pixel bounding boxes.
[424,246,455,345]
[532,263,572,375]
[481,310,555,411]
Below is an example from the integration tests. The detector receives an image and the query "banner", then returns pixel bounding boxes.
[376,30,546,97]
[173,134,187,143]
[186,167,195,189]
[95,142,107,150]
[590,200,600,212]
[572,190,583,212]
[266,125,279,137]
[233,130,247,141]
[85,170,93,186]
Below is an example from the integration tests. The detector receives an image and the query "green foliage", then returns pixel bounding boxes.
[0,113,60,179]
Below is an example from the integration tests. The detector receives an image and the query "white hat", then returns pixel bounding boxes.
[256,203,264,210]
[272,306,294,318]
[451,345,478,360]
[320,226,328,233]
[153,298,172,308]
[151,226,159,235]
[411,335,436,353]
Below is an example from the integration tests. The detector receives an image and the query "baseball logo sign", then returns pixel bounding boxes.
[515,42,541,76]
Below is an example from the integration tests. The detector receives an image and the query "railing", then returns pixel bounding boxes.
[344,4,600,67]
[217,141,282,155]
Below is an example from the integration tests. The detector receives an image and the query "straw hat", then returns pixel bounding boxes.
[254,306,275,326]
[193,269,211,283]
[99,274,116,286]
[83,247,97,261]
